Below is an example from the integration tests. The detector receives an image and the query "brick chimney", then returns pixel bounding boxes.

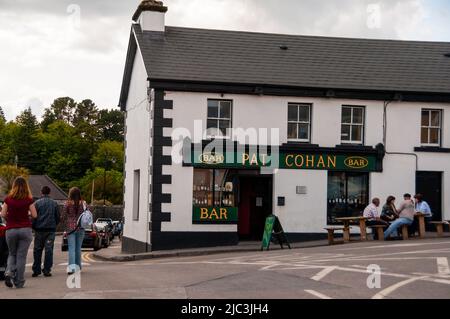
[132,0,168,32]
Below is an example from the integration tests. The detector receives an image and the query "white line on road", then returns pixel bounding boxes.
[437,257,450,275]
[311,266,337,281]
[372,276,429,299]
[305,290,333,299]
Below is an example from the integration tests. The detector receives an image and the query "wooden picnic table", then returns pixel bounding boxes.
[335,216,370,242]
[415,212,426,239]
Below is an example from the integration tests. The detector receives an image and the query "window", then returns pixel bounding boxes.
[207,100,232,137]
[421,109,442,146]
[132,170,140,221]
[327,172,369,224]
[341,106,365,144]
[192,169,236,207]
[288,103,312,142]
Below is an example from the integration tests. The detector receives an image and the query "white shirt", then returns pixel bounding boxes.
[363,203,380,220]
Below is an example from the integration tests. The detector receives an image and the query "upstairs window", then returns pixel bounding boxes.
[288,103,312,142]
[341,106,365,145]
[421,109,442,146]
[207,100,232,138]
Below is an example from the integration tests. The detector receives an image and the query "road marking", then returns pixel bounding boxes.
[372,276,428,299]
[338,241,450,251]
[57,262,91,266]
[311,266,337,281]
[305,290,333,299]
[437,257,450,275]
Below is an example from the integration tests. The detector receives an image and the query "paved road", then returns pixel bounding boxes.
[1,236,450,299]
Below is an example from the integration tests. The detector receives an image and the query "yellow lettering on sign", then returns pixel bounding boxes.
[250,153,258,166]
[328,156,337,168]
[317,155,325,168]
[220,208,228,220]
[242,153,249,165]
[306,155,314,168]
[286,155,294,167]
[295,155,304,167]
[200,208,209,220]
[260,154,268,166]
[210,208,219,220]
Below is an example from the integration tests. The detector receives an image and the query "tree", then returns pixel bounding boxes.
[92,141,124,172]
[0,122,20,165]
[41,97,77,131]
[0,165,29,193]
[0,106,5,123]
[97,109,124,142]
[14,108,40,172]
[39,121,90,187]
[77,168,123,205]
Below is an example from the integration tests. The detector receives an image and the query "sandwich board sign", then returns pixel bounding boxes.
[261,215,291,251]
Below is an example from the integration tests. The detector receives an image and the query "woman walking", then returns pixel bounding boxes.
[61,187,86,275]
[0,176,37,288]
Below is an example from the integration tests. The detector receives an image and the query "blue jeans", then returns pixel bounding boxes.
[384,218,413,239]
[67,229,85,272]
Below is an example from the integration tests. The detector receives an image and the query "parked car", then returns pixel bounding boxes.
[62,225,103,252]
[95,218,115,241]
[0,220,8,280]
[94,222,112,248]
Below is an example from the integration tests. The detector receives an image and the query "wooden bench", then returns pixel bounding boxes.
[324,227,347,245]
[429,221,448,237]
[368,225,386,241]
[401,225,409,240]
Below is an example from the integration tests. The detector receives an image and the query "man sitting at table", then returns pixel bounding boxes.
[384,194,415,240]
[363,198,389,239]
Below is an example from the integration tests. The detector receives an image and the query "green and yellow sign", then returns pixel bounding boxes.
[193,207,238,224]
[190,150,377,172]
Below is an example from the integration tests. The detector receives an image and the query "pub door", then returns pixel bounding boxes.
[416,171,442,222]
[238,176,273,241]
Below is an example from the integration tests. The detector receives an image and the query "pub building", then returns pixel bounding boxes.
[119,0,450,253]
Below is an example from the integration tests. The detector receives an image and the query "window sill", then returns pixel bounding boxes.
[414,146,450,153]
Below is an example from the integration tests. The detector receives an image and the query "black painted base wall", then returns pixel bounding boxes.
[121,236,151,254]
[151,232,239,251]
[122,232,330,253]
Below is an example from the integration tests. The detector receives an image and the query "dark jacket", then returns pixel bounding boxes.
[32,195,60,232]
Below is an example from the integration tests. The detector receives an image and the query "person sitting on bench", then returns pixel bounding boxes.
[363,198,389,239]
[384,194,415,240]
[381,196,398,222]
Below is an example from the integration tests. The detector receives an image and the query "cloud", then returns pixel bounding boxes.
[0,0,449,121]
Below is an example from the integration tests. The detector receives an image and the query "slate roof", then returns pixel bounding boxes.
[120,24,450,108]
[0,175,67,202]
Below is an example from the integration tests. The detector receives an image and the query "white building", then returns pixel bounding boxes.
[119,0,450,252]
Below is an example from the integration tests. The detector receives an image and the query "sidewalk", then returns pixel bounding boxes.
[92,239,333,262]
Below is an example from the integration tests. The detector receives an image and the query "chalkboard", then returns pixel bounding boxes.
[261,215,291,251]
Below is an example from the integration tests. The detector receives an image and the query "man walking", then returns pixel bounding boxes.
[32,186,60,277]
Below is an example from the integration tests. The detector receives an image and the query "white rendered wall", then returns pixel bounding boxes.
[123,45,151,245]
[136,90,450,234]
[273,169,328,233]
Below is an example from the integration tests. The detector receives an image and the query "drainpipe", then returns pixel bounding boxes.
[383,98,419,171]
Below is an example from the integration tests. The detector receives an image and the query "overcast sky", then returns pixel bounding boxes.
[0,0,449,121]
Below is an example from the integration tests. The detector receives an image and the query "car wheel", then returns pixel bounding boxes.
[103,236,110,248]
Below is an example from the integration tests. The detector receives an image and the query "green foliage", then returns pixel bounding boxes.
[0,98,125,204]
[0,165,29,193]
[97,109,124,142]
[77,167,123,205]
[0,106,5,123]
[92,141,124,172]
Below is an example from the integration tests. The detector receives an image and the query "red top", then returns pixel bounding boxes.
[4,196,34,230]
